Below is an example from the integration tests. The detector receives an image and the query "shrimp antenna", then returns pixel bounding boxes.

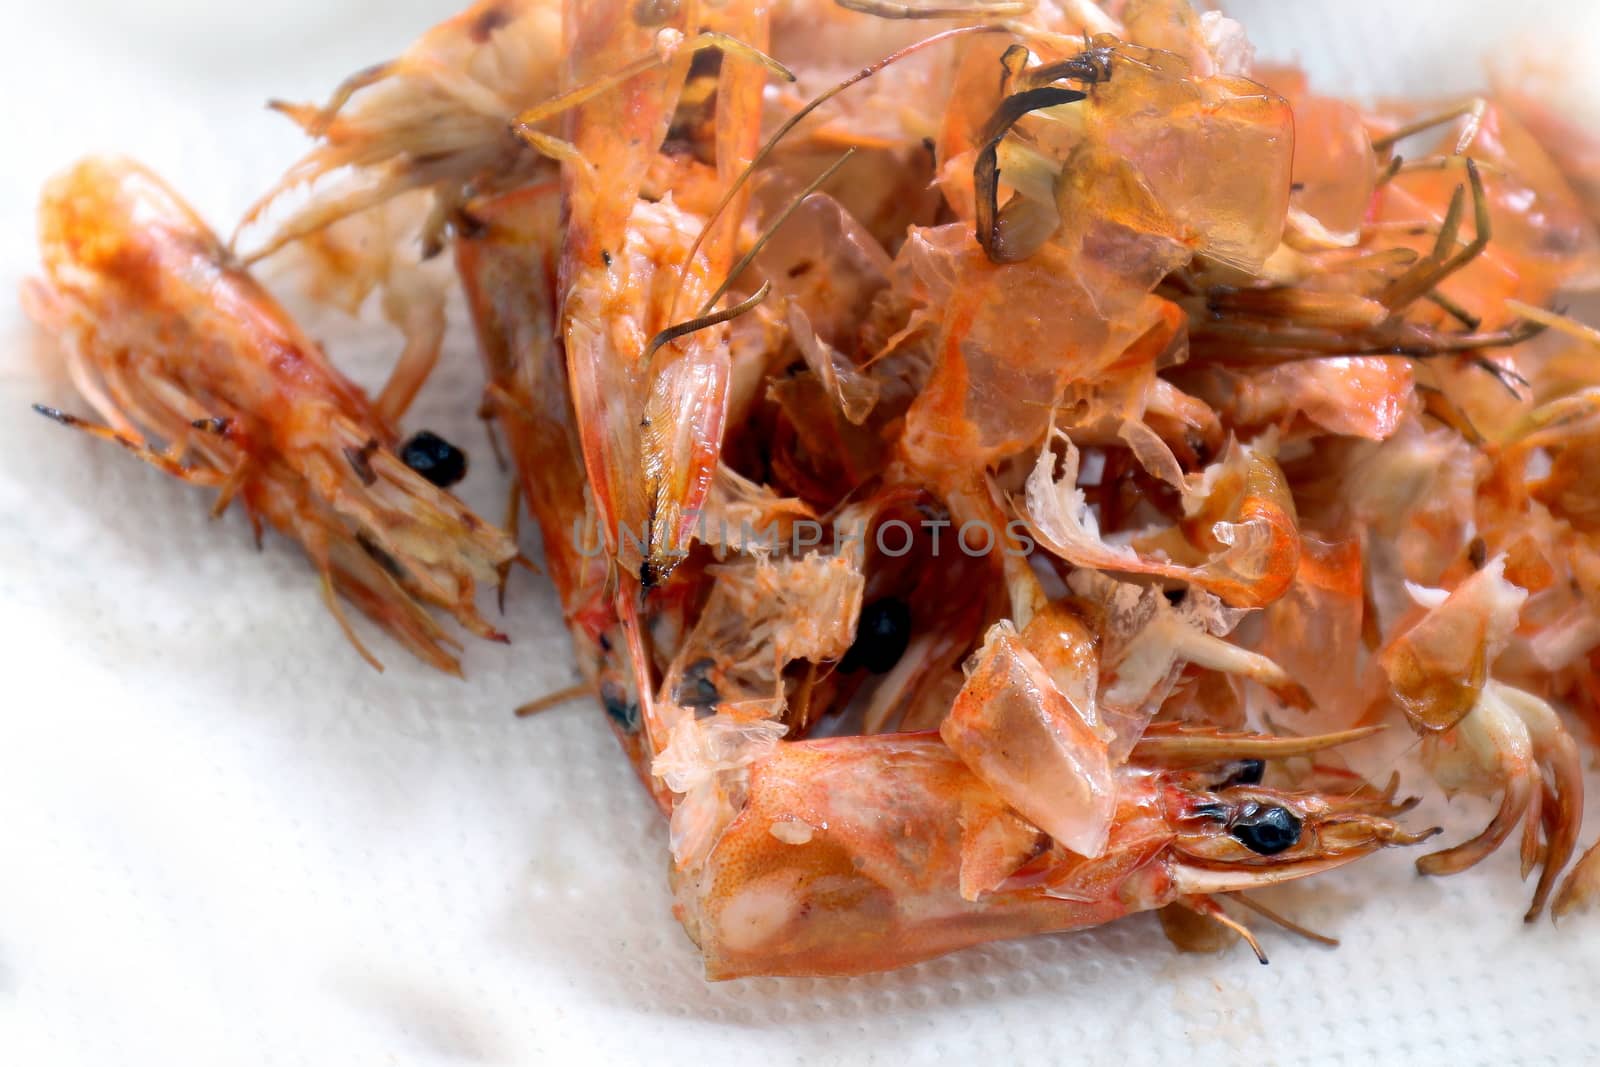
[1183,896,1269,964]
[32,404,218,484]
[667,22,1013,321]
[835,0,1032,16]
[1470,356,1531,400]
[317,569,387,673]
[1423,289,1481,330]
[643,146,857,364]
[1381,158,1490,312]
[1415,382,1487,445]
[513,32,796,164]
[516,683,592,718]
[1505,299,1600,346]
[701,148,857,316]
[1232,893,1340,947]
[643,283,772,368]
[1371,97,1487,155]
[1131,724,1384,766]
[1374,153,1405,187]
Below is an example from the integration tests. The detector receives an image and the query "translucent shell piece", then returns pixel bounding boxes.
[942,623,1117,858]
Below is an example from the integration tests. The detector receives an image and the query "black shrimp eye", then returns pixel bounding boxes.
[840,598,912,674]
[676,657,721,717]
[1223,759,1266,788]
[1228,803,1303,856]
[400,430,468,488]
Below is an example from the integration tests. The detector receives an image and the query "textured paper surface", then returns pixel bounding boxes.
[2,3,1598,1064]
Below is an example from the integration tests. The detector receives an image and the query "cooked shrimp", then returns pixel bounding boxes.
[674,729,1430,979]
[25,157,514,674]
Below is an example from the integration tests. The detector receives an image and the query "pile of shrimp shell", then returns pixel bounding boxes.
[25,0,1600,978]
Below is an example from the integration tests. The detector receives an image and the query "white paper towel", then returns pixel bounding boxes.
[2,3,1597,1065]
